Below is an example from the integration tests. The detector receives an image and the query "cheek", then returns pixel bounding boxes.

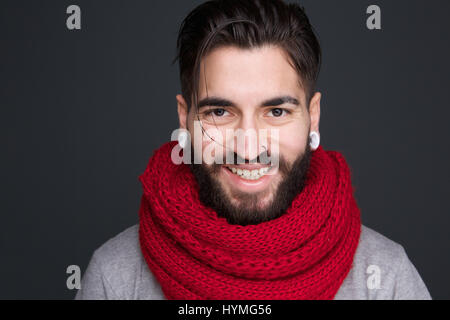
[278,125,309,163]
[201,128,227,160]
[188,112,225,149]
[190,126,227,164]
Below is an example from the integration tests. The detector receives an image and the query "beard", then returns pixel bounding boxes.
[190,136,312,226]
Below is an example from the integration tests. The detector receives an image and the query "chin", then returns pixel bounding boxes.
[220,177,278,209]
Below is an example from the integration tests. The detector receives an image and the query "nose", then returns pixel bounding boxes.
[229,114,264,163]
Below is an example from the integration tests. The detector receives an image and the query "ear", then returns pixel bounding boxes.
[308,92,321,134]
[176,94,188,129]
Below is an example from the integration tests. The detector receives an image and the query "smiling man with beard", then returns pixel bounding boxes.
[76,0,431,300]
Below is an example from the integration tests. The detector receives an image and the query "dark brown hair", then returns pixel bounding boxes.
[172,0,322,112]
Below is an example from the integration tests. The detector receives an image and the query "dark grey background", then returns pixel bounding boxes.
[1,0,449,299]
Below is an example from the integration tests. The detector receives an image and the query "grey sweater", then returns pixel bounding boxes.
[75,224,431,300]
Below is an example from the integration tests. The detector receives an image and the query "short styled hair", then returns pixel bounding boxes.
[172,0,322,112]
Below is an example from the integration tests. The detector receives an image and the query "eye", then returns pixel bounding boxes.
[204,108,229,117]
[213,108,226,116]
[268,108,289,117]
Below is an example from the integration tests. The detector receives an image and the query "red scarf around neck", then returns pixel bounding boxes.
[138,141,361,299]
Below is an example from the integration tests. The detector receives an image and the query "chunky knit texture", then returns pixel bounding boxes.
[138,141,361,300]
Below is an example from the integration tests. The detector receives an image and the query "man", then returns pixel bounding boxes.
[76,0,431,300]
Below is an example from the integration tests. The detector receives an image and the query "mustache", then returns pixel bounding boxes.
[188,146,274,165]
[219,150,272,165]
[192,150,289,176]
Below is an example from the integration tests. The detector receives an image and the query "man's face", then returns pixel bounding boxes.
[177,45,321,225]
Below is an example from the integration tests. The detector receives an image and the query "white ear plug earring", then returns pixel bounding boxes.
[178,131,188,149]
[309,131,320,150]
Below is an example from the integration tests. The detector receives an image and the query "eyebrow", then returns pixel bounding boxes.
[196,95,301,109]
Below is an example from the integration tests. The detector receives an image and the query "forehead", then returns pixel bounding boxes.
[197,45,305,105]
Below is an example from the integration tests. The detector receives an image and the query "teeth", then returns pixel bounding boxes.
[227,166,270,180]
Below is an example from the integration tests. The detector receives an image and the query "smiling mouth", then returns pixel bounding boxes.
[224,165,273,180]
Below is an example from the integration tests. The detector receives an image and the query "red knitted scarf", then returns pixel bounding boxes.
[138,141,361,300]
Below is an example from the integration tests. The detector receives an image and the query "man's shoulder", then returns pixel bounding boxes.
[94,224,141,264]
[351,224,409,282]
[357,224,405,265]
[335,224,431,300]
[77,224,165,299]
[89,224,165,299]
